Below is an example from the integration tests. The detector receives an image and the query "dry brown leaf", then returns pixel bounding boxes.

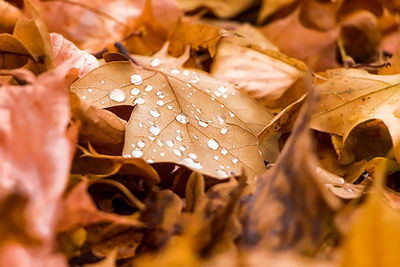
[57,178,143,232]
[185,171,205,212]
[168,18,225,58]
[71,45,272,180]
[123,0,181,56]
[0,0,22,33]
[262,8,339,71]
[0,33,32,69]
[71,146,160,186]
[242,75,340,253]
[210,36,306,102]
[22,0,54,69]
[339,10,381,63]
[70,92,126,153]
[177,0,254,19]
[258,0,297,24]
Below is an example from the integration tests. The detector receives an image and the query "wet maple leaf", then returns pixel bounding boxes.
[71,45,273,180]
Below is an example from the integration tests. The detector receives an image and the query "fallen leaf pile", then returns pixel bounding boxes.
[2,0,400,266]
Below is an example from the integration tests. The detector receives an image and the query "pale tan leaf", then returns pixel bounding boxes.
[71,46,272,180]
[210,36,306,102]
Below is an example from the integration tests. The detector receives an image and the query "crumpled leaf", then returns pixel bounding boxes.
[242,75,340,254]
[310,68,400,163]
[210,35,306,102]
[176,0,254,19]
[71,45,273,180]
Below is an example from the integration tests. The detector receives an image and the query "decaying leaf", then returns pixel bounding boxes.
[71,45,272,180]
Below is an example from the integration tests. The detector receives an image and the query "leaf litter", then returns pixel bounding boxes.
[3,0,400,266]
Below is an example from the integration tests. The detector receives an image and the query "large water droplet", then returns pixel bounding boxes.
[157,139,163,147]
[198,120,208,127]
[173,149,182,157]
[216,169,228,177]
[176,113,188,124]
[207,139,219,150]
[221,148,228,155]
[149,109,161,118]
[220,128,228,135]
[109,88,126,102]
[188,153,197,160]
[81,95,87,100]
[148,126,160,136]
[130,74,142,85]
[150,58,161,67]
[132,149,143,158]
[166,140,174,147]
[130,88,140,95]
[137,140,146,148]
[176,135,183,142]
[134,97,145,105]
[217,115,225,124]
[232,158,239,164]
[170,69,180,75]
[218,86,227,93]
[156,100,165,106]
[180,158,203,170]
[144,85,153,92]
[167,105,173,110]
